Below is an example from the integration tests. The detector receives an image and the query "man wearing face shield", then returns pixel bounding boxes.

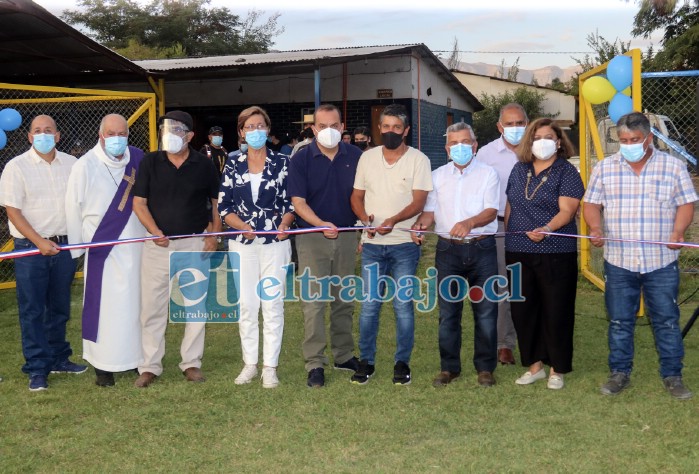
[412,122,500,388]
[475,103,528,366]
[132,110,222,388]
[65,114,146,387]
[287,104,363,388]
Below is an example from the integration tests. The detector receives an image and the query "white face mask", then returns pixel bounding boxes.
[317,128,341,148]
[531,139,558,161]
[162,132,185,154]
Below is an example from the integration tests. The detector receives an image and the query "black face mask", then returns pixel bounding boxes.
[382,132,404,150]
[355,140,368,150]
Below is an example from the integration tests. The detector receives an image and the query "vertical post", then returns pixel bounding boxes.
[314,66,321,109]
[695,80,699,164]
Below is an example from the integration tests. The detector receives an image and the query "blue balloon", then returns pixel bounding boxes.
[608,93,634,124]
[607,55,633,91]
[0,129,7,149]
[0,108,22,131]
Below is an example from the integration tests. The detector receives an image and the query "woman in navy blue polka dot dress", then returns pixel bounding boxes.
[504,118,584,390]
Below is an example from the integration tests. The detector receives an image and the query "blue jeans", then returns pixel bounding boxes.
[14,238,76,376]
[358,242,420,365]
[604,260,684,379]
[435,236,498,374]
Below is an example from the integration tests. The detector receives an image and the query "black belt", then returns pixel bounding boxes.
[47,235,68,244]
[438,235,489,246]
[497,216,505,222]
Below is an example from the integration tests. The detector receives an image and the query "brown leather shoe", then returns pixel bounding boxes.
[432,371,460,387]
[498,348,516,365]
[477,371,496,387]
[134,371,157,388]
[183,367,206,383]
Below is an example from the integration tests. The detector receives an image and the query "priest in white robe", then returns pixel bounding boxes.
[65,114,146,387]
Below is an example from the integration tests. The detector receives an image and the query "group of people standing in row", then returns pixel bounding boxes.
[0,102,694,400]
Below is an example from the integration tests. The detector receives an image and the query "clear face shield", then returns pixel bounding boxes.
[160,119,190,153]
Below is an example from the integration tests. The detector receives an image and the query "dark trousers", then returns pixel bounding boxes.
[14,238,76,376]
[436,236,499,374]
[505,251,577,374]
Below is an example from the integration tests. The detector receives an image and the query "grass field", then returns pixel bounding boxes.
[1,237,698,472]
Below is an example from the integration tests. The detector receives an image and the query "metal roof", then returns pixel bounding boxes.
[0,0,151,85]
[135,44,482,111]
[135,45,420,71]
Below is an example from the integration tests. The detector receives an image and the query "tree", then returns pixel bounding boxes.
[61,0,284,59]
[447,37,461,70]
[566,31,632,96]
[472,86,557,145]
[631,0,699,70]
[496,57,521,82]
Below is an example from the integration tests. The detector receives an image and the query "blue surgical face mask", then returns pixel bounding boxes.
[104,136,128,157]
[33,133,56,155]
[245,129,268,150]
[620,140,647,163]
[502,126,526,146]
[240,143,248,153]
[211,136,223,147]
[449,143,473,166]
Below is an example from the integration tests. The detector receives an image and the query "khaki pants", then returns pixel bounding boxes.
[138,236,206,376]
[295,232,357,371]
[496,220,517,350]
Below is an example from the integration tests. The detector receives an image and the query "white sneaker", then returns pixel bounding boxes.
[235,364,258,385]
[547,374,564,390]
[515,369,547,385]
[262,367,279,389]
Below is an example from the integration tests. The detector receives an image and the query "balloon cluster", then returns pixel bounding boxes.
[0,108,22,149]
[580,55,634,124]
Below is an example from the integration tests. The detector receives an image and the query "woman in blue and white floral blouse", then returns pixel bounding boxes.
[218,106,295,389]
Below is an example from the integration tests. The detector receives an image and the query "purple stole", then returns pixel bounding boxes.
[82,146,144,342]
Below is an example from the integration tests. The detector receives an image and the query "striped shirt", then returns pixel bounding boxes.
[584,149,697,273]
[0,148,77,238]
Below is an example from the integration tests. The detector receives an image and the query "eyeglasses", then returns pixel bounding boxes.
[243,124,268,131]
[160,126,189,136]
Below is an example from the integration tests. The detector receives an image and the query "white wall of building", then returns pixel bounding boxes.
[453,72,575,123]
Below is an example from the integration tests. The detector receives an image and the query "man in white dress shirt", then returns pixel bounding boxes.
[474,103,528,365]
[65,114,146,387]
[0,115,87,391]
[413,122,500,387]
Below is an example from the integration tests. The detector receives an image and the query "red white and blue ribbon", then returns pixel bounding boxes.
[1,226,697,260]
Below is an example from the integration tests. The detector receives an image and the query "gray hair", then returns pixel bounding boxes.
[498,103,528,122]
[616,112,650,136]
[445,121,476,141]
[99,114,129,135]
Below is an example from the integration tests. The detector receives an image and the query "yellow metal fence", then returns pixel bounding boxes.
[0,83,157,289]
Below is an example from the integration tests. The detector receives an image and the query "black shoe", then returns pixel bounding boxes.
[334,356,359,372]
[350,360,375,385]
[600,372,630,396]
[95,372,115,387]
[393,361,411,385]
[307,368,325,388]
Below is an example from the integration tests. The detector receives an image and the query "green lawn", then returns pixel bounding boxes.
[1,238,698,472]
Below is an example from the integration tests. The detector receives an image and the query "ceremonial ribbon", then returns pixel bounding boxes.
[1,226,697,260]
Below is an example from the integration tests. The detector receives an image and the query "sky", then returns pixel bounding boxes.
[34,0,660,70]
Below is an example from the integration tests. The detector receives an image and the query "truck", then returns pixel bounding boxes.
[571,113,691,173]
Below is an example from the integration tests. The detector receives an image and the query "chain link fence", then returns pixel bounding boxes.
[580,68,699,309]
[0,83,156,289]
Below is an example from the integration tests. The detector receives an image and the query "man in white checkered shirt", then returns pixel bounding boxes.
[584,111,697,400]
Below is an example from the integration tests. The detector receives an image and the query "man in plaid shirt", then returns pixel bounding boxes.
[584,112,697,400]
